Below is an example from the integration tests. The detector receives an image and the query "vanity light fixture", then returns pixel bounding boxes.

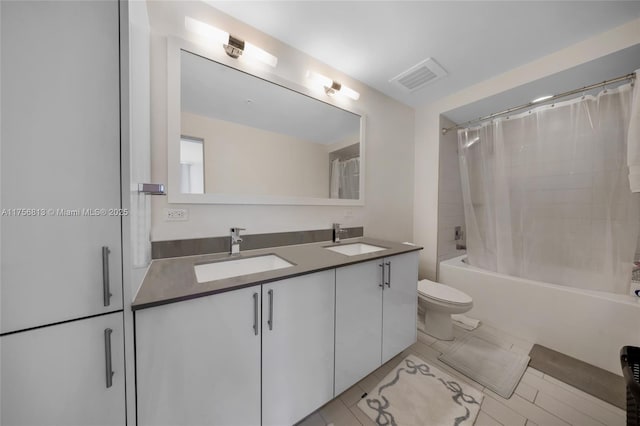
[185,17,278,68]
[306,70,360,100]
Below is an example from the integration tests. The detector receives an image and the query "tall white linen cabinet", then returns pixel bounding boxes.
[1,1,137,424]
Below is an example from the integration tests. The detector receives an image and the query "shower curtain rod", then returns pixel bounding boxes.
[441,72,636,135]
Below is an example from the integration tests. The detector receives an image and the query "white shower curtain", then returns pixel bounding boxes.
[458,82,640,294]
[330,157,360,199]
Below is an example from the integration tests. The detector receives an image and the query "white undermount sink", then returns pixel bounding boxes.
[324,243,387,256]
[194,254,294,283]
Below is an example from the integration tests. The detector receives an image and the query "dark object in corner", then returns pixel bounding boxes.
[621,346,640,426]
[529,344,625,409]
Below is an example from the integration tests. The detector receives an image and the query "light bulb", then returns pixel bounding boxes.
[243,42,278,68]
[185,17,229,46]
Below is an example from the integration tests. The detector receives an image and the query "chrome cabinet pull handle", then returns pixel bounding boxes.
[253,293,259,336]
[379,263,384,288]
[104,328,114,388]
[267,289,274,330]
[102,246,112,307]
[385,261,391,288]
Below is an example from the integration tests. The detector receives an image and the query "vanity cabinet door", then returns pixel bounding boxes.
[382,251,419,362]
[1,0,122,334]
[334,259,384,395]
[135,286,261,426]
[262,270,335,426]
[0,312,125,426]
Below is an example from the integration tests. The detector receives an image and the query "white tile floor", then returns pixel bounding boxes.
[297,322,626,426]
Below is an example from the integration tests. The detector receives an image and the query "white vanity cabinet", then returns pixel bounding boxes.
[135,285,262,426]
[262,270,335,426]
[335,259,384,395]
[136,270,335,426]
[0,312,126,426]
[381,251,419,362]
[335,251,419,394]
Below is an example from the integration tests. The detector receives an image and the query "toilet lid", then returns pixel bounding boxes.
[418,280,472,305]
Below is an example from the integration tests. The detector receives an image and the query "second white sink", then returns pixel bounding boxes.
[324,243,387,256]
[194,254,294,283]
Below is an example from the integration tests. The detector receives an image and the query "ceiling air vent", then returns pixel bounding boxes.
[389,58,447,92]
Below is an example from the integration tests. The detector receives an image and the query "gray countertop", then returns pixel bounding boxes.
[132,237,422,310]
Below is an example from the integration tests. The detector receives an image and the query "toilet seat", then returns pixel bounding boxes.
[418,280,472,305]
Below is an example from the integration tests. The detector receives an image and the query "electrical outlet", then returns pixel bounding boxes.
[165,208,188,221]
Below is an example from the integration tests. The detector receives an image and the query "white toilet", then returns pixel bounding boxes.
[418,279,473,341]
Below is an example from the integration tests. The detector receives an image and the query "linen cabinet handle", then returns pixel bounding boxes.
[104,328,114,388]
[379,263,384,288]
[267,289,274,330]
[253,293,259,336]
[102,246,112,306]
[385,261,391,288]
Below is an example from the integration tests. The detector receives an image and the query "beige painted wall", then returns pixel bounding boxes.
[415,18,640,279]
[147,1,415,242]
[182,112,330,198]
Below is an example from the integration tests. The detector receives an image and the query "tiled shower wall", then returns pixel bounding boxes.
[436,116,466,279]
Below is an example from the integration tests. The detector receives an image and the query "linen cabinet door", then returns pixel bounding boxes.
[262,270,335,426]
[382,251,419,362]
[334,259,383,395]
[0,0,122,334]
[0,312,125,426]
[136,286,261,426]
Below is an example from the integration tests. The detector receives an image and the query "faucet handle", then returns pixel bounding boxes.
[230,227,246,243]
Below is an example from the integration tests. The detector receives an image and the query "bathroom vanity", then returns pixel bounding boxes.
[133,238,421,426]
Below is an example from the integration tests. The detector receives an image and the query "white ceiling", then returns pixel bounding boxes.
[208,1,640,108]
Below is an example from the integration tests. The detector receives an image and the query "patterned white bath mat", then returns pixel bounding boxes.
[357,354,483,426]
[438,334,530,399]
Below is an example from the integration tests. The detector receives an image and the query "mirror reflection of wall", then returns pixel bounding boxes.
[179,136,204,194]
[178,48,363,202]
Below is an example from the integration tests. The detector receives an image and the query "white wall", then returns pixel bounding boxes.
[415,18,640,280]
[147,1,415,243]
[182,112,330,198]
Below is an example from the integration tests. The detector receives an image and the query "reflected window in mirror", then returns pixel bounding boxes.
[180,136,204,194]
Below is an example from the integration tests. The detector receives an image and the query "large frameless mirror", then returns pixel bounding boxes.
[167,38,365,205]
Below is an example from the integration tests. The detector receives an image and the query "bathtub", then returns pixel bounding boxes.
[439,255,640,375]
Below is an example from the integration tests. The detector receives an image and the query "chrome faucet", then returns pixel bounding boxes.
[333,223,348,243]
[230,227,245,254]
